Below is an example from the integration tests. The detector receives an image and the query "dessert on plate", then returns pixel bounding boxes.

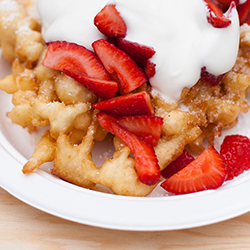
[0,0,250,196]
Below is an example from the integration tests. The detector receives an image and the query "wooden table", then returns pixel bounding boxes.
[0,188,250,249]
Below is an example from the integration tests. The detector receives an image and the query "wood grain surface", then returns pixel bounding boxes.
[0,188,250,249]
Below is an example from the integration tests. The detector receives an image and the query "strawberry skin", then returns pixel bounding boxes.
[144,60,156,78]
[96,112,160,185]
[117,115,163,147]
[94,4,127,38]
[116,38,156,68]
[161,147,227,195]
[92,39,148,94]
[64,69,118,99]
[220,135,250,181]
[43,41,110,80]
[93,91,154,116]
[200,67,224,86]
[161,149,195,179]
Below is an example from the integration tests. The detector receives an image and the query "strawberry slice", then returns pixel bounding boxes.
[64,69,118,99]
[213,0,239,11]
[93,91,154,116]
[96,112,161,185]
[116,38,156,68]
[237,0,250,25]
[161,149,195,179]
[117,115,163,147]
[144,60,156,78]
[94,4,127,38]
[220,134,250,181]
[200,67,224,86]
[43,41,111,80]
[161,147,227,194]
[204,0,235,28]
[92,39,148,94]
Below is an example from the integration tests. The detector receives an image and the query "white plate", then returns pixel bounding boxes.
[1,50,250,231]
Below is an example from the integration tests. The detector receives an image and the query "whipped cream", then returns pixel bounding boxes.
[37,0,240,103]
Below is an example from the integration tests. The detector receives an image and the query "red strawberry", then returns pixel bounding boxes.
[200,67,224,86]
[237,0,250,25]
[144,60,156,78]
[92,39,148,94]
[117,115,163,147]
[43,41,110,80]
[220,134,250,181]
[204,0,235,28]
[116,38,156,68]
[64,69,118,99]
[93,91,154,116]
[94,4,127,38]
[161,147,227,194]
[161,149,195,179]
[96,112,160,185]
[213,0,239,11]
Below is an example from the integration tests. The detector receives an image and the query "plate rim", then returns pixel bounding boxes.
[1,134,250,231]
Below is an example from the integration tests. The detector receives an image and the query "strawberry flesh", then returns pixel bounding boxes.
[220,134,250,181]
[64,69,118,99]
[117,115,163,147]
[92,39,148,94]
[161,149,195,179]
[116,38,156,68]
[94,4,127,38]
[161,147,227,194]
[96,112,160,185]
[93,91,154,116]
[43,41,110,80]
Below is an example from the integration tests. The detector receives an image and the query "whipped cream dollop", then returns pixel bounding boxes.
[37,0,240,103]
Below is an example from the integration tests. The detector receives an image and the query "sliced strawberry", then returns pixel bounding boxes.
[117,115,163,147]
[94,4,127,38]
[161,147,227,194]
[96,112,160,185]
[144,60,156,78]
[213,0,239,11]
[43,41,110,80]
[116,38,156,68]
[200,67,224,86]
[92,39,148,94]
[220,134,250,181]
[64,69,118,99]
[237,0,250,25]
[204,0,235,28]
[93,91,154,116]
[161,149,195,179]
